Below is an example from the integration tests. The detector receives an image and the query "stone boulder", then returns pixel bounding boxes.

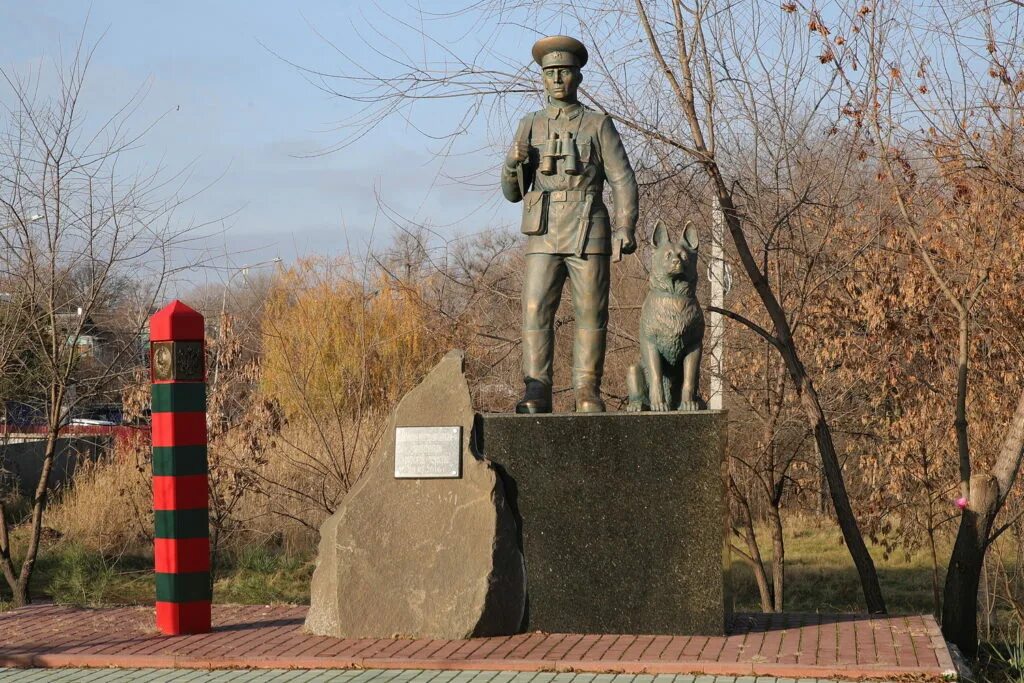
[305,350,525,639]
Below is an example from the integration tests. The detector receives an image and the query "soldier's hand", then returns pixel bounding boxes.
[506,141,529,169]
[612,228,637,255]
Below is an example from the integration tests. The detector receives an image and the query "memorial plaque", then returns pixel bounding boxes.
[394,426,462,479]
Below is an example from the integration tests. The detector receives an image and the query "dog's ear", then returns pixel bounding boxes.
[682,221,699,251]
[652,220,670,247]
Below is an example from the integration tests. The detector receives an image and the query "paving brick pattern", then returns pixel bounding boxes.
[0,670,883,682]
[0,605,956,681]
[0,669,890,682]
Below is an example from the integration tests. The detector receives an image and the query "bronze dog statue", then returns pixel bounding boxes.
[626,220,705,412]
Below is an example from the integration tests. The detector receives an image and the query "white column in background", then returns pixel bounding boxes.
[707,200,728,410]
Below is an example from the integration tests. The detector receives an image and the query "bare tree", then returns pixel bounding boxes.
[0,34,202,605]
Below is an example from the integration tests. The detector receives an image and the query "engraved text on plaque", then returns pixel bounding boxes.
[394,426,462,479]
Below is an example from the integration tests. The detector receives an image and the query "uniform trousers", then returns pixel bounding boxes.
[521,252,609,387]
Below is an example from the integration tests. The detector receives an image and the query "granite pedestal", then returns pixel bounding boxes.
[478,410,730,636]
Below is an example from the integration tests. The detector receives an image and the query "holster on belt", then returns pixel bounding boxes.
[574,194,595,257]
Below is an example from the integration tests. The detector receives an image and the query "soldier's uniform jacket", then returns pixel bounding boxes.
[501,102,639,255]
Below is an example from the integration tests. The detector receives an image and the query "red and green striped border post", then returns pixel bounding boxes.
[149,300,211,635]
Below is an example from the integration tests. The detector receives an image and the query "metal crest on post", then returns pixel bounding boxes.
[149,300,211,635]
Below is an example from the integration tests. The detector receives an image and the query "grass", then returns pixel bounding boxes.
[212,545,314,604]
[981,627,1024,683]
[985,629,1024,683]
[730,514,944,614]
[0,541,314,609]
[0,511,945,615]
[43,544,155,606]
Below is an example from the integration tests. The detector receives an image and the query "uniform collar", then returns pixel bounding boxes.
[544,101,584,120]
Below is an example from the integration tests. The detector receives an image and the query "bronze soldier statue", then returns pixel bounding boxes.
[501,35,639,414]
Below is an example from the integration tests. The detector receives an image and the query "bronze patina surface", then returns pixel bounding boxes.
[501,35,639,414]
[151,341,204,382]
[626,221,707,412]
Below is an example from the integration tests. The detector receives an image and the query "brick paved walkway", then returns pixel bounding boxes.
[0,605,956,681]
[0,670,885,682]
[0,670,893,682]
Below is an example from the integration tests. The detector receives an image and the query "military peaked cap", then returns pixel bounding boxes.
[532,35,589,69]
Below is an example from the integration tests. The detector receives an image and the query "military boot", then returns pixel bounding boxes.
[517,328,554,414]
[573,327,607,413]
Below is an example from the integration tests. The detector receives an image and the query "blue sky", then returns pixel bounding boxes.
[0,2,553,287]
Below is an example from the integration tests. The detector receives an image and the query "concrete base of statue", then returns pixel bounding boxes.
[478,410,731,636]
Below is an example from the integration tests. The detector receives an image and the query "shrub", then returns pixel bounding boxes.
[46,447,151,555]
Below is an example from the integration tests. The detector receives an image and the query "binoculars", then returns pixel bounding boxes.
[539,131,581,176]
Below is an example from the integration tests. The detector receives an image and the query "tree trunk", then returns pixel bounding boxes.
[768,503,785,612]
[926,521,942,617]
[709,182,886,614]
[700,176,887,615]
[731,481,774,612]
[712,191,887,613]
[795,354,887,613]
[740,526,774,612]
[942,474,999,656]
[819,461,830,515]
[0,502,20,596]
[939,389,1024,653]
[12,427,60,606]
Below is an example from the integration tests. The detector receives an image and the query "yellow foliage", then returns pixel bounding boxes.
[260,257,445,419]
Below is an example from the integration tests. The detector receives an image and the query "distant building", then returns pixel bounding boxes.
[54,306,109,362]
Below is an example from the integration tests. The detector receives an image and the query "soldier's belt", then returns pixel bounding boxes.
[547,190,596,202]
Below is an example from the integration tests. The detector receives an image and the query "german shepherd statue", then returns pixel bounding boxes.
[626,220,706,412]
